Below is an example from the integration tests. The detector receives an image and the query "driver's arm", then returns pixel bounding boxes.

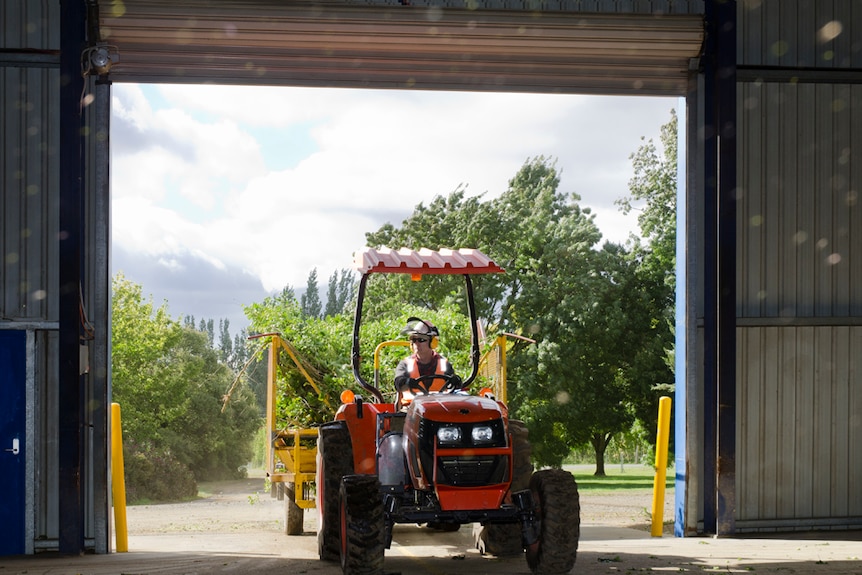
[394,360,411,392]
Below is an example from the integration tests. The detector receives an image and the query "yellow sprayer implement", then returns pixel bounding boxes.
[249,333,326,535]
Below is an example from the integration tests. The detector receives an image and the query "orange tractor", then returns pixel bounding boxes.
[316,247,580,575]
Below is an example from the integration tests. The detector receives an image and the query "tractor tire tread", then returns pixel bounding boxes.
[317,421,354,561]
[340,474,385,575]
[525,468,580,575]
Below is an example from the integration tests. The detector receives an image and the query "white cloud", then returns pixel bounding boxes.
[111,84,676,326]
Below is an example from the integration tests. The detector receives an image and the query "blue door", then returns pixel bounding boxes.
[0,330,26,555]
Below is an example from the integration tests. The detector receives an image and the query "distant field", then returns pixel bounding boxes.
[563,464,675,493]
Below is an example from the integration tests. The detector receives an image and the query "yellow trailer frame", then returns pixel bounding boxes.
[477,332,536,403]
[250,333,328,535]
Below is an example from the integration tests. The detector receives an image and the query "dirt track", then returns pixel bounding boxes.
[3,472,862,575]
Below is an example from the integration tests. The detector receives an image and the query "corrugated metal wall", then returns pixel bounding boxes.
[734,0,862,530]
[739,0,861,69]
[737,326,862,529]
[1,1,59,322]
[738,83,862,319]
[1,0,110,553]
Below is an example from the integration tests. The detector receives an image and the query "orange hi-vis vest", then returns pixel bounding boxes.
[400,355,451,404]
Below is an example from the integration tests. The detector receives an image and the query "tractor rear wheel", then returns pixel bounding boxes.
[525,469,580,574]
[474,419,532,556]
[284,482,303,535]
[339,474,385,575]
[317,421,354,561]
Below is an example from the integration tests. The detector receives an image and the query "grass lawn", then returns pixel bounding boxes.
[563,464,675,494]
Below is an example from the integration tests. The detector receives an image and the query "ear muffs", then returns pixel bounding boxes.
[406,316,439,349]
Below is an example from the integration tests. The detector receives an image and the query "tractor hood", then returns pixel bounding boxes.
[406,393,504,424]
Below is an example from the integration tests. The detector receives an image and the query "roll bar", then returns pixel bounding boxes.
[350,247,504,403]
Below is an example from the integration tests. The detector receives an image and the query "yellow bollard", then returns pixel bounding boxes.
[650,396,672,537]
[111,402,129,552]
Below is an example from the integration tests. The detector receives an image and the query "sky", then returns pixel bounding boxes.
[110,84,677,334]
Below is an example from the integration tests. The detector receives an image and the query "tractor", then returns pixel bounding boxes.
[316,247,580,575]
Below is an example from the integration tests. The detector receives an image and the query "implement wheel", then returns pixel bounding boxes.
[525,469,580,574]
[284,482,303,535]
[340,475,385,575]
[316,421,354,561]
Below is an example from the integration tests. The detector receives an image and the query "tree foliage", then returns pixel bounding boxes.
[617,108,678,292]
[239,114,678,475]
[112,274,260,500]
[615,109,678,444]
[363,150,675,474]
[324,268,356,318]
[243,283,472,427]
[301,268,323,319]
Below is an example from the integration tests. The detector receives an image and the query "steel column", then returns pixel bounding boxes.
[58,0,87,555]
[701,0,719,536]
[702,0,737,536]
[714,0,737,538]
[91,78,112,554]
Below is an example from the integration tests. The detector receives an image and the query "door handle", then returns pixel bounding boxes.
[4,438,19,455]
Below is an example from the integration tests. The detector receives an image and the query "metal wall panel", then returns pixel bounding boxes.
[738,0,861,69]
[1,1,59,51]
[736,326,862,530]
[734,0,862,530]
[1,0,60,322]
[1,66,60,322]
[738,82,862,319]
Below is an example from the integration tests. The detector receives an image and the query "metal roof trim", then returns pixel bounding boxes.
[98,1,703,96]
[354,247,504,275]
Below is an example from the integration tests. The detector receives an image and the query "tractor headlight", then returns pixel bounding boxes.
[471,425,495,444]
[437,426,462,445]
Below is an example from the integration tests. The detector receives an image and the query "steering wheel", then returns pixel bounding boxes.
[406,373,461,396]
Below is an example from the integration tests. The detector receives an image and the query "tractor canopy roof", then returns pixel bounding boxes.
[353,247,504,278]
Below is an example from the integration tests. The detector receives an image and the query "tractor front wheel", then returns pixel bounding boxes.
[339,474,385,575]
[317,421,354,561]
[525,469,580,574]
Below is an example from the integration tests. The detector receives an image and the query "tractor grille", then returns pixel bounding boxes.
[437,455,507,487]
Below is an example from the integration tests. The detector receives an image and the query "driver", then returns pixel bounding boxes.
[394,317,461,404]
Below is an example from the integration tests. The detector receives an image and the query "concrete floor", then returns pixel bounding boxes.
[2,524,861,575]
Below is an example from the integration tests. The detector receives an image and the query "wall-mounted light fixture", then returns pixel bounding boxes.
[81,43,119,76]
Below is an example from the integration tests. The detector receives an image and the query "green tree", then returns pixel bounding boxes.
[617,108,678,291]
[218,318,233,363]
[199,318,215,347]
[616,109,678,452]
[244,276,473,426]
[301,268,323,319]
[239,149,676,474]
[163,327,260,479]
[112,274,261,497]
[363,156,674,473]
[112,274,187,445]
[244,287,341,426]
[324,268,356,317]
[515,241,672,473]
